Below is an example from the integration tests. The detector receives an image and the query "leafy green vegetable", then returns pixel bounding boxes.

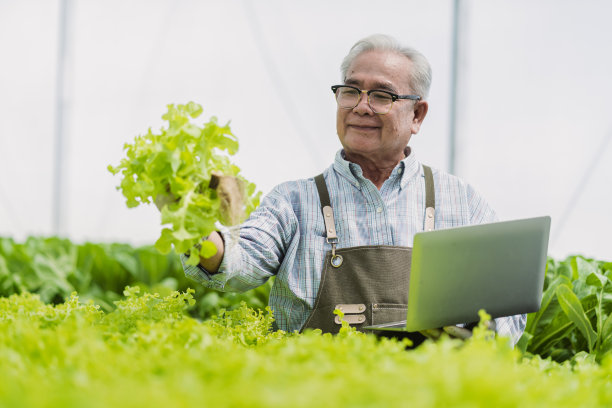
[108,102,261,263]
[2,289,612,407]
[556,284,597,352]
[5,232,612,366]
[521,255,612,363]
[0,236,272,320]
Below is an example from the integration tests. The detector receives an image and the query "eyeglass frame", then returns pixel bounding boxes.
[331,84,421,115]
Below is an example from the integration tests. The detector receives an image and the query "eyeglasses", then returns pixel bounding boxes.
[331,85,421,115]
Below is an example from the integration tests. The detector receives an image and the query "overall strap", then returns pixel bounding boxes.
[314,174,338,245]
[314,174,331,208]
[422,165,436,231]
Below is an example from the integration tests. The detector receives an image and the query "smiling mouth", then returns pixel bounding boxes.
[348,124,379,131]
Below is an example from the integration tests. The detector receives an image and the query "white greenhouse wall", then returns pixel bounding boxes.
[1,0,611,261]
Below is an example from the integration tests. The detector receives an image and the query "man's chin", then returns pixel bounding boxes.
[342,146,379,161]
[342,137,380,153]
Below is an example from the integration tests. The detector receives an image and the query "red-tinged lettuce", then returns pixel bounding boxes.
[108,102,261,264]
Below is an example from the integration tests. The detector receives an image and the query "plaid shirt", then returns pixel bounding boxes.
[183,149,526,344]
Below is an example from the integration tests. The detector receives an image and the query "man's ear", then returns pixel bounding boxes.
[410,100,429,135]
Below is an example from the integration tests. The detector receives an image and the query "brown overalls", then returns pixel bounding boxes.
[301,165,436,334]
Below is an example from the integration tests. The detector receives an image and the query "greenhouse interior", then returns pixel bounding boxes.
[1,1,612,407]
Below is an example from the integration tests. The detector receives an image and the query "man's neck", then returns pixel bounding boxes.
[344,147,409,190]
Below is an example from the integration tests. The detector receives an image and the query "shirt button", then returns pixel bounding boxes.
[398,168,403,174]
[376,207,383,213]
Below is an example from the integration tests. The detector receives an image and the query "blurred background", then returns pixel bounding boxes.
[1,0,611,260]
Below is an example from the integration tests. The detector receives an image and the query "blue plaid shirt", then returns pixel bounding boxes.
[183,149,526,344]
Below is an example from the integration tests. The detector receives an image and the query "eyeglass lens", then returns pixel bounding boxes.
[335,87,394,114]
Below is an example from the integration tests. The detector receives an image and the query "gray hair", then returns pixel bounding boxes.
[340,34,432,99]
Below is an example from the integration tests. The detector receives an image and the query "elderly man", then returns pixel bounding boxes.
[183,34,525,344]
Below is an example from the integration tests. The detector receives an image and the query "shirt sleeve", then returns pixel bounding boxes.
[495,314,527,346]
[466,183,498,224]
[181,184,298,293]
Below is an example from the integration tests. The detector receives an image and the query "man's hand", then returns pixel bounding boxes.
[420,319,496,341]
[152,173,242,273]
[154,172,245,224]
[197,231,225,273]
[420,326,472,341]
[442,325,473,340]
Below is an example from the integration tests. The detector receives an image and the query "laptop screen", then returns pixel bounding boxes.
[403,216,550,332]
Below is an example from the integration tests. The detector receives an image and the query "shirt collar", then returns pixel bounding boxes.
[332,147,421,190]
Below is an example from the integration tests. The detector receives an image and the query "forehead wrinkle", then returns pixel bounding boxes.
[344,77,398,93]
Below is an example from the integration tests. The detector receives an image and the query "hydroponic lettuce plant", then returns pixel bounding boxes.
[108,102,260,265]
[4,290,612,408]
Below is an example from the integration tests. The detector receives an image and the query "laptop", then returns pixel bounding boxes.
[365,216,551,333]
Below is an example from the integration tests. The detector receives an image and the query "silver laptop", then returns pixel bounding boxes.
[366,216,551,333]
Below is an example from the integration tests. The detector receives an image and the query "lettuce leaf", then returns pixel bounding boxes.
[109,102,260,263]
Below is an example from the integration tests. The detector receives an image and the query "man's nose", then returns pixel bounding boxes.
[353,90,373,115]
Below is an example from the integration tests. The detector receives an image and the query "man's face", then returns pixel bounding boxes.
[336,50,428,163]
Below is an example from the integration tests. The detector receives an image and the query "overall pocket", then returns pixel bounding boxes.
[371,303,408,326]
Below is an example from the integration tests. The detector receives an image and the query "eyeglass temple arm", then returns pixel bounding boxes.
[396,94,421,101]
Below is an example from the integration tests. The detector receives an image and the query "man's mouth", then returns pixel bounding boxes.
[348,124,379,131]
